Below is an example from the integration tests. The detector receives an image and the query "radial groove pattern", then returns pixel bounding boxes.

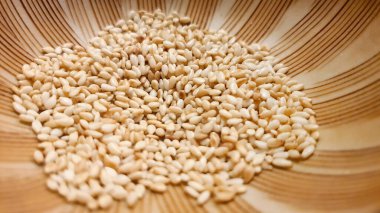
[0,1,379,212]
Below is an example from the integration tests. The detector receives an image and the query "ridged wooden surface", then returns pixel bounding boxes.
[0,0,379,212]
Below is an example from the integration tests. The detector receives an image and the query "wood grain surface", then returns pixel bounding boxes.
[0,0,379,212]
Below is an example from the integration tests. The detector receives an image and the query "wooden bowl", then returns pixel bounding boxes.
[0,0,379,212]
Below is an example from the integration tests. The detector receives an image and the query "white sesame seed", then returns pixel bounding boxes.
[302,145,315,159]
[33,150,44,164]
[272,158,293,168]
[98,194,112,209]
[13,102,27,114]
[197,190,210,205]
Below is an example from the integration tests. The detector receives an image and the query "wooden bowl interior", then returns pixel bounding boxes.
[0,0,379,212]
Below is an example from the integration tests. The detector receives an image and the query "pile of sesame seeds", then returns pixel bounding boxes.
[12,10,319,209]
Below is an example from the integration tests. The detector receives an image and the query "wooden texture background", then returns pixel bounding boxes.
[0,0,379,212]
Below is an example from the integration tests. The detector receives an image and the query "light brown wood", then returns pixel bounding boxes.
[0,0,379,212]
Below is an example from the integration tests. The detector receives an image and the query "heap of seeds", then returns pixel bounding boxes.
[12,10,319,209]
